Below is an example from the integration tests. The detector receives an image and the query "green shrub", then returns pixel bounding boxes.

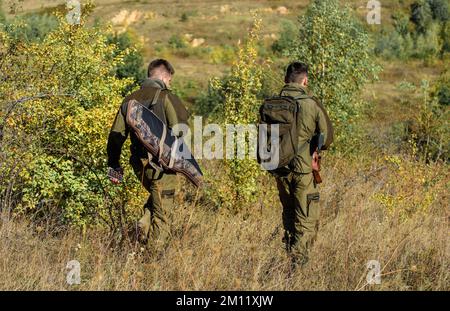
[168,34,187,49]
[408,79,449,162]
[442,22,450,53]
[1,12,59,42]
[288,0,380,140]
[0,13,143,227]
[180,12,189,22]
[179,10,198,22]
[204,16,264,211]
[375,29,415,60]
[271,19,297,55]
[436,79,450,106]
[413,22,442,60]
[411,1,433,34]
[393,12,413,37]
[194,63,280,122]
[170,79,200,103]
[427,0,449,22]
[194,80,226,120]
[107,30,146,93]
[21,13,59,42]
[375,3,448,61]
[208,44,236,64]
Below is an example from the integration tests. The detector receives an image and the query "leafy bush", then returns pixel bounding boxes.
[0,10,59,42]
[411,0,433,34]
[180,12,189,23]
[0,12,144,227]
[375,0,449,60]
[374,29,414,60]
[19,13,59,42]
[374,155,444,221]
[436,74,450,105]
[179,10,198,22]
[203,16,264,211]
[288,0,380,139]
[194,63,280,123]
[408,79,449,162]
[271,19,296,55]
[427,0,449,22]
[442,22,450,53]
[208,44,236,64]
[393,11,413,37]
[168,34,187,49]
[413,22,443,60]
[194,80,226,120]
[375,22,445,60]
[107,30,146,93]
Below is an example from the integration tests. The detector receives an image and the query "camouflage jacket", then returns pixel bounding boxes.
[280,83,334,174]
[107,79,180,169]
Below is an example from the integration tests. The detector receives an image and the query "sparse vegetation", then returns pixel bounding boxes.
[408,79,449,162]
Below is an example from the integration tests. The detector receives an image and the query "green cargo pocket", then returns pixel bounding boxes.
[306,192,320,218]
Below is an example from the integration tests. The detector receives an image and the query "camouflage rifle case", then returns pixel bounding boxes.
[126,99,203,187]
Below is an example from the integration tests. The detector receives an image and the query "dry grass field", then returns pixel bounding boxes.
[1,150,448,290]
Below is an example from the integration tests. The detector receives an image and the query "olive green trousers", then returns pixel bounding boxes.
[276,172,321,260]
[130,156,169,249]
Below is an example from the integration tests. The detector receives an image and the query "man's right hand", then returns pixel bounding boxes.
[108,167,124,185]
[312,150,323,184]
[312,151,321,172]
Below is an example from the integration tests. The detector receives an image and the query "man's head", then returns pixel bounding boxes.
[285,62,308,87]
[147,59,175,88]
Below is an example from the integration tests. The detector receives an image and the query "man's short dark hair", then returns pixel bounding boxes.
[285,62,308,84]
[148,59,175,77]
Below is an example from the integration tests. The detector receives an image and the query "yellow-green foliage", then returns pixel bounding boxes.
[413,79,449,162]
[289,0,380,141]
[373,155,447,222]
[206,16,264,211]
[401,77,449,163]
[208,45,236,65]
[0,13,145,226]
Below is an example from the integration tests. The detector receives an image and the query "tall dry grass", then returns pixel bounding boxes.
[0,152,448,291]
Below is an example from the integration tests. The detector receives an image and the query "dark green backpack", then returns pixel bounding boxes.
[258,94,309,174]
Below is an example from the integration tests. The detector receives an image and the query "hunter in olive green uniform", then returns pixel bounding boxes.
[277,62,334,265]
[107,59,183,250]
